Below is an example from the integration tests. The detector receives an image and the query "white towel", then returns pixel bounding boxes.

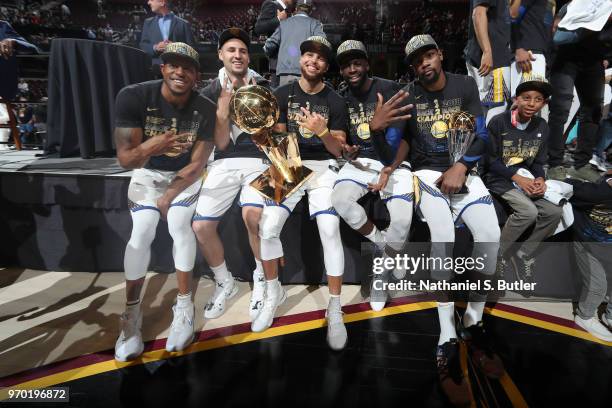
[217,68,263,142]
[558,0,612,32]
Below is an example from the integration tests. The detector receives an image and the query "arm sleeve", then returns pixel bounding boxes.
[313,20,326,37]
[511,4,529,49]
[486,116,517,179]
[264,26,281,58]
[114,87,143,129]
[458,77,486,170]
[254,3,280,36]
[530,123,547,178]
[139,20,155,57]
[3,22,39,53]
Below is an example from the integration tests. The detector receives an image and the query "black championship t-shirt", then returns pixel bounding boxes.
[511,0,554,54]
[465,0,512,68]
[481,110,548,195]
[115,80,216,171]
[275,81,349,160]
[201,77,267,160]
[403,73,486,172]
[341,77,404,162]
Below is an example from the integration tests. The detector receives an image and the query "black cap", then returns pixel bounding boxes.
[336,40,368,66]
[515,74,553,99]
[300,36,333,62]
[160,42,200,69]
[404,34,439,65]
[218,27,250,50]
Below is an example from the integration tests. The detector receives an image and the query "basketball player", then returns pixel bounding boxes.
[253,36,350,350]
[402,35,502,402]
[113,43,216,360]
[192,28,270,322]
[332,40,414,311]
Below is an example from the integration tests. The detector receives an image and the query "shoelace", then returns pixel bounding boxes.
[523,258,535,277]
[171,306,193,330]
[327,308,344,326]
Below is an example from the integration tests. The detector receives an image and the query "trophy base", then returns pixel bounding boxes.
[250,166,314,204]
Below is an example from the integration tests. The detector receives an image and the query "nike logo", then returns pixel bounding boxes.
[147,107,158,111]
[501,132,508,136]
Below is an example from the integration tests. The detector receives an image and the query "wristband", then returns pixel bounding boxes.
[316,127,329,138]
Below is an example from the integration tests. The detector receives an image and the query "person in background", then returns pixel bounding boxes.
[139,0,195,76]
[254,0,295,88]
[263,0,325,87]
[568,170,612,342]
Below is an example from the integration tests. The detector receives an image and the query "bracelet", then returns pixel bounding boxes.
[316,127,329,138]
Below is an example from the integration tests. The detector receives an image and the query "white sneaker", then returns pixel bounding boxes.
[115,309,144,362]
[602,315,612,330]
[250,274,266,321]
[589,153,607,172]
[251,284,287,333]
[574,315,612,342]
[369,272,388,312]
[204,276,239,319]
[326,301,347,350]
[166,302,195,352]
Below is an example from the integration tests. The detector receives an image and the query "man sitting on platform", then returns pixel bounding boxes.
[113,43,215,361]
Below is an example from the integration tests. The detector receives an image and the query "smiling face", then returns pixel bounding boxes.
[160,58,198,96]
[515,90,546,121]
[300,50,329,81]
[218,38,250,79]
[340,57,369,90]
[411,47,443,85]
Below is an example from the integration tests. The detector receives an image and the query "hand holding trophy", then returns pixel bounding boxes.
[445,111,475,194]
[229,85,313,203]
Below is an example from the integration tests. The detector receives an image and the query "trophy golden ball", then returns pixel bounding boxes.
[229,85,279,134]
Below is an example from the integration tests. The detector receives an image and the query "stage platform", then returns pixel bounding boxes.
[0,149,582,298]
[0,150,372,283]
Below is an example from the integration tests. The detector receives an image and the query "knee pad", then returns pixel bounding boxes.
[259,210,285,240]
[260,237,283,261]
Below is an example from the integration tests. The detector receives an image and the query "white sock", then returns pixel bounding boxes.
[210,261,231,282]
[254,258,264,279]
[126,300,141,316]
[176,292,192,308]
[328,293,341,307]
[437,302,457,345]
[266,277,280,299]
[463,301,485,327]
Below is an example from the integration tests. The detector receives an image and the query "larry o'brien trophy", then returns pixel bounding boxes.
[229,85,313,203]
[446,111,475,194]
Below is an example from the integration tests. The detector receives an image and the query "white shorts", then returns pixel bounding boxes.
[414,169,493,224]
[510,53,547,98]
[265,159,339,218]
[128,168,202,211]
[194,157,268,221]
[466,63,511,108]
[335,158,414,202]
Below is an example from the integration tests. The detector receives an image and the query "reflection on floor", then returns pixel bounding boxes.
[1,268,611,407]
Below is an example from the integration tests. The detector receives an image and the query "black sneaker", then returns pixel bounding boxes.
[459,321,504,379]
[436,339,471,406]
[510,255,536,284]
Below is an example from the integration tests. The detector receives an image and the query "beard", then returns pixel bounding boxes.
[418,68,441,85]
[348,72,368,91]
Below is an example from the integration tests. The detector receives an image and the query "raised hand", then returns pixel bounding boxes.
[369,91,413,132]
